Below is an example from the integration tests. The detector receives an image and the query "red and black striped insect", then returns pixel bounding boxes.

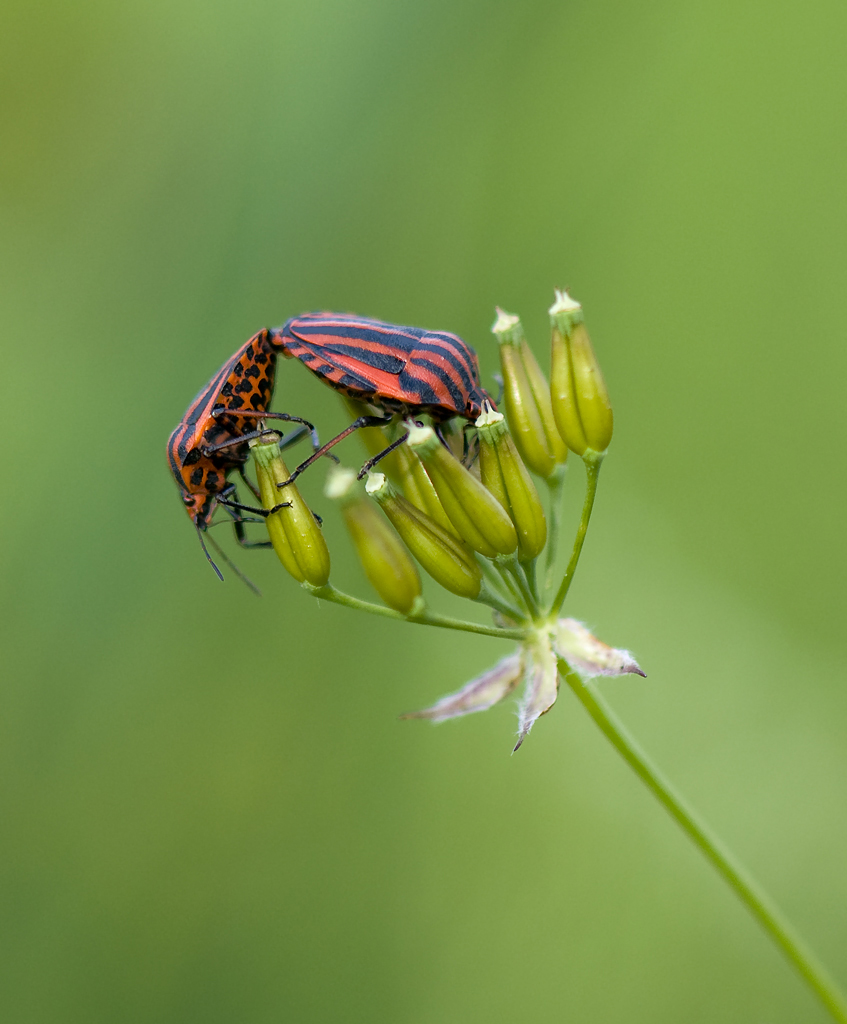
[167,327,318,584]
[266,312,496,481]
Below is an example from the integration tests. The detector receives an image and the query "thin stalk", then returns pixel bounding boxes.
[478,555,517,606]
[559,660,847,1024]
[305,583,529,641]
[544,462,568,594]
[524,557,540,605]
[500,555,540,620]
[550,453,602,617]
[494,560,528,613]
[475,583,527,623]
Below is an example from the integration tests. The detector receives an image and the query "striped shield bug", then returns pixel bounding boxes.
[267,312,497,483]
[167,327,320,585]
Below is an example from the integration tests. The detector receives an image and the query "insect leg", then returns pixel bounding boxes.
[202,427,279,455]
[204,422,337,465]
[238,465,262,502]
[234,427,312,501]
[433,423,454,451]
[216,494,293,518]
[355,432,411,480]
[217,484,273,547]
[211,410,322,452]
[461,421,476,464]
[276,413,394,488]
[463,429,480,469]
[231,514,273,549]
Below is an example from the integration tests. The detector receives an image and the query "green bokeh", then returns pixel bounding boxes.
[2,0,846,1020]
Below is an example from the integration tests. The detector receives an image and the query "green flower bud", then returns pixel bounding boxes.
[438,418,481,479]
[476,407,547,561]
[492,308,568,478]
[325,467,422,614]
[365,473,482,599]
[250,435,331,587]
[342,395,458,536]
[406,423,517,559]
[549,289,613,456]
[390,442,460,538]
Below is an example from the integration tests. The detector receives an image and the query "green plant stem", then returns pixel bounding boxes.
[305,584,529,640]
[475,583,526,623]
[524,557,540,604]
[558,660,847,1024]
[550,452,602,616]
[500,555,540,620]
[478,556,517,606]
[493,560,528,613]
[544,463,568,594]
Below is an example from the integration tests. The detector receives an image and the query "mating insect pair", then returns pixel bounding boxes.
[167,312,496,582]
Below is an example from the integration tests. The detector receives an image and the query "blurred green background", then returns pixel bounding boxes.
[2,0,846,1020]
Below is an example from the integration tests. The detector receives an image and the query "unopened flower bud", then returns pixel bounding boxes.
[390,443,461,538]
[476,407,546,561]
[250,435,331,587]
[406,423,517,559]
[549,290,613,456]
[325,467,422,614]
[492,308,568,478]
[343,396,458,537]
[439,418,481,479]
[365,473,482,599]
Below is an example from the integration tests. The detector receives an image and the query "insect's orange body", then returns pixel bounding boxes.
[166,329,280,528]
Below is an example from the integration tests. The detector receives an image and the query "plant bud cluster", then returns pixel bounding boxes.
[243,291,633,748]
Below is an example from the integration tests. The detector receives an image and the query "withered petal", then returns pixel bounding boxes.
[402,651,523,723]
[554,617,645,678]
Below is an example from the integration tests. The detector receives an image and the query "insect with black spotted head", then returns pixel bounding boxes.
[166,327,320,587]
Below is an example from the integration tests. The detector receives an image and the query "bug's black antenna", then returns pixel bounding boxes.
[204,529,262,597]
[196,524,225,582]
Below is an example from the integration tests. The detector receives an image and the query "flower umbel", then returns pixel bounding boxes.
[246,295,626,746]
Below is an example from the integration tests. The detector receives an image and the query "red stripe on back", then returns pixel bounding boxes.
[410,346,468,400]
[422,333,477,382]
[400,362,454,406]
[295,318,420,347]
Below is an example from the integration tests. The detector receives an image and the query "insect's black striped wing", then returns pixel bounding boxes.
[403,330,481,413]
[276,314,413,401]
[276,313,481,415]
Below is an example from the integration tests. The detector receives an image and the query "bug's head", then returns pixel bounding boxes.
[465,385,496,421]
[180,489,214,528]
